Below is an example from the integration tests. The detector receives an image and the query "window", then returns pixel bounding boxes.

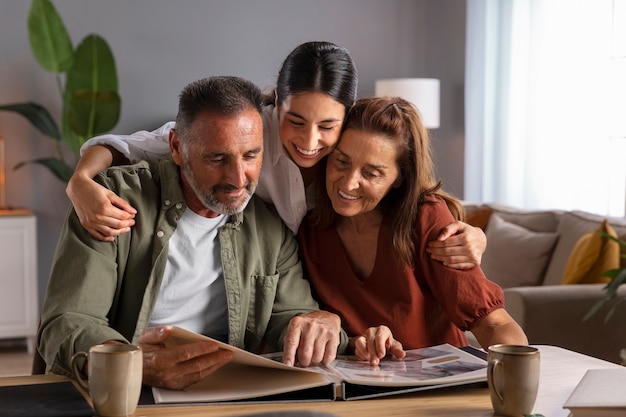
[608,0,626,216]
[465,0,626,216]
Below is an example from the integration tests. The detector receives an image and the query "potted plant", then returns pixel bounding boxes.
[0,0,120,182]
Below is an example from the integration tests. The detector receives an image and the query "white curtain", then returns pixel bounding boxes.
[465,0,626,216]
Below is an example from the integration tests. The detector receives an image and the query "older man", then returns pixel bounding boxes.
[38,76,346,390]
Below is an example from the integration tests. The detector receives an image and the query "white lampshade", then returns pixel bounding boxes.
[375,78,440,128]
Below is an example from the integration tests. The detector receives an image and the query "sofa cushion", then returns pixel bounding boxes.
[481,214,559,288]
[544,211,626,286]
[486,203,561,233]
[561,220,618,285]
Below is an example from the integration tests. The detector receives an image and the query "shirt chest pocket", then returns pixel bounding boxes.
[245,274,279,343]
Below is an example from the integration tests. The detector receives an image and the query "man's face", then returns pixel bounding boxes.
[170,108,264,217]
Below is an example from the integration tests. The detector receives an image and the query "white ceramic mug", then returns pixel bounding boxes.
[487,344,540,417]
[71,344,143,417]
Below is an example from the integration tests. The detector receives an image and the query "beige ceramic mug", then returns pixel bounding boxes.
[71,344,143,417]
[487,345,540,417]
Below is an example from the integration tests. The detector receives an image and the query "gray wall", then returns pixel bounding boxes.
[0,0,466,306]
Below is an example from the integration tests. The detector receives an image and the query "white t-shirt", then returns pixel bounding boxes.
[148,209,229,340]
[80,106,312,234]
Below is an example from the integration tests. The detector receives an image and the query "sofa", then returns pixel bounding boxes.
[462,202,626,364]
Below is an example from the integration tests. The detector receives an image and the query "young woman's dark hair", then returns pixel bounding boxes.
[265,41,358,112]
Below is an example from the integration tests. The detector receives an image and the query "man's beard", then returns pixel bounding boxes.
[182,160,257,216]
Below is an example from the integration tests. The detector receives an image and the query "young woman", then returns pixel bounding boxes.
[66,41,485,267]
[298,97,528,365]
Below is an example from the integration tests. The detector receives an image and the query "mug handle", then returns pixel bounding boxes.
[70,351,89,392]
[487,358,505,404]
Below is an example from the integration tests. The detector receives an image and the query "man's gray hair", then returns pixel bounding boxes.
[175,76,263,139]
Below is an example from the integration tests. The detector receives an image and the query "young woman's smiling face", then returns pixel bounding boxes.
[277,91,346,168]
[325,128,401,218]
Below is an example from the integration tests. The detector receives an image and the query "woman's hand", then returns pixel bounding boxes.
[65,144,137,241]
[66,173,136,242]
[427,221,487,269]
[352,325,405,365]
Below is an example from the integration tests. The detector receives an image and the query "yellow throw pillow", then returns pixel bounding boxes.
[561,220,619,285]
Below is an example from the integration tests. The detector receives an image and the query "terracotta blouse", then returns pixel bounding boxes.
[298,195,504,349]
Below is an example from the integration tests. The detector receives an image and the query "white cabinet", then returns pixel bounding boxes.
[0,210,38,353]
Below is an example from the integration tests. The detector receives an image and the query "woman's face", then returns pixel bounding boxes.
[325,128,401,218]
[277,92,346,168]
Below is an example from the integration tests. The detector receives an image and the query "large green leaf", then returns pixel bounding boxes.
[0,102,61,140]
[67,90,121,137]
[62,34,120,154]
[13,157,73,182]
[66,34,118,93]
[27,0,74,73]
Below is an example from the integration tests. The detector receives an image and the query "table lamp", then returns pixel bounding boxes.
[375,78,440,129]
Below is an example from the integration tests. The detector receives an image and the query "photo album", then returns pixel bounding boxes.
[144,326,488,405]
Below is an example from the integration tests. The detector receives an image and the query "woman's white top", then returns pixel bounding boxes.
[80,106,310,234]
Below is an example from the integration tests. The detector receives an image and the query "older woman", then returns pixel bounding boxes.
[298,97,527,365]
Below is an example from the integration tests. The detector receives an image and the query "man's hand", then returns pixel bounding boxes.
[138,326,234,390]
[353,325,406,366]
[427,221,487,269]
[282,311,341,367]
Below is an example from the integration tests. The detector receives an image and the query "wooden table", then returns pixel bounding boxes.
[1,345,621,417]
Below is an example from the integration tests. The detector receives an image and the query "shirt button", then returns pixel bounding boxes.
[164,200,171,206]
[156,231,164,238]
[175,203,183,209]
